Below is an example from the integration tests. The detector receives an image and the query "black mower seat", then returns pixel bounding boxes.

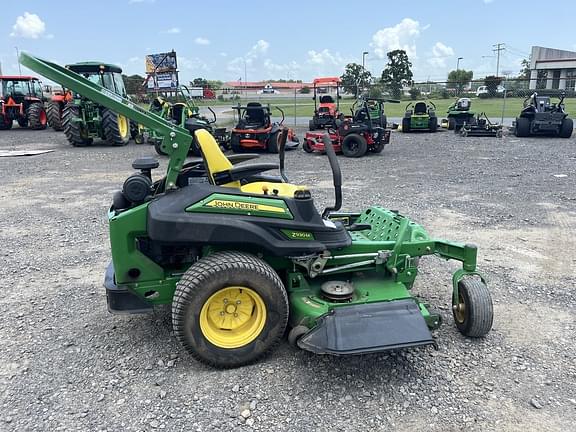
[194,129,306,198]
[319,95,334,104]
[414,102,427,115]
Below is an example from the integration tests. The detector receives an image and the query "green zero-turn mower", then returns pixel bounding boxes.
[21,53,494,369]
[401,101,438,133]
[446,98,475,132]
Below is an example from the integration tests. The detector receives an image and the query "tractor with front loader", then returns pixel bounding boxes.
[0,76,48,130]
[60,62,134,146]
[21,52,494,369]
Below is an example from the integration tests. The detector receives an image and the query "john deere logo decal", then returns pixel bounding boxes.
[206,199,285,214]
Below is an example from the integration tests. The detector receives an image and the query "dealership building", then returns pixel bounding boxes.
[529,46,576,90]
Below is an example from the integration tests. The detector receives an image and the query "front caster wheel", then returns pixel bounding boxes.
[452,279,493,337]
[288,325,309,348]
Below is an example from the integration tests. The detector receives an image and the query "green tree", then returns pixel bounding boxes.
[447,69,473,95]
[341,63,372,96]
[408,87,421,100]
[380,50,413,99]
[207,80,223,90]
[122,74,146,96]
[519,58,531,80]
[191,77,209,87]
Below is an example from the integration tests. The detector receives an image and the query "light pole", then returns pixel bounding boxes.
[456,57,463,71]
[361,51,368,96]
[362,51,368,69]
[243,58,247,98]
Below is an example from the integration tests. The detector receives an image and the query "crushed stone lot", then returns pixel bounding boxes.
[0,127,575,432]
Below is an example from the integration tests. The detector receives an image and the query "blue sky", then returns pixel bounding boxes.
[2,0,576,84]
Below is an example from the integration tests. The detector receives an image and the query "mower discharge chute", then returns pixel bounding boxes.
[230,103,299,153]
[309,77,343,131]
[21,52,493,369]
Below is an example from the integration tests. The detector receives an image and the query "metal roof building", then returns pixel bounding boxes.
[529,46,576,90]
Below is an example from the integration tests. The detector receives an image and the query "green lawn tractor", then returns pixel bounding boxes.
[401,101,438,133]
[60,62,134,146]
[21,53,494,369]
[446,98,475,132]
[146,86,230,157]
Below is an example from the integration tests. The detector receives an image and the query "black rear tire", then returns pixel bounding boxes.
[370,141,385,153]
[102,109,130,146]
[559,118,573,138]
[63,103,92,146]
[47,102,64,131]
[27,102,48,130]
[268,130,280,153]
[401,117,411,133]
[514,117,530,137]
[341,133,368,157]
[448,118,455,130]
[429,117,438,132]
[309,119,316,131]
[230,133,242,153]
[172,251,289,368]
[302,139,314,153]
[153,139,167,155]
[452,279,493,338]
[0,116,12,130]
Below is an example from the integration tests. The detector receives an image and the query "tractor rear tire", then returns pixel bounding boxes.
[268,131,280,153]
[429,117,438,132]
[448,118,456,131]
[559,118,573,138]
[102,109,130,146]
[341,134,368,158]
[47,102,64,131]
[370,141,385,153]
[63,104,92,146]
[230,134,242,153]
[172,251,289,368]
[452,279,493,338]
[401,117,411,133]
[0,116,12,130]
[27,103,48,130]
[514,117,530,137]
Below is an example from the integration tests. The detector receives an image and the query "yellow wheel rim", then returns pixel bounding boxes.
[199,286,266,349]
[117,114,129,138]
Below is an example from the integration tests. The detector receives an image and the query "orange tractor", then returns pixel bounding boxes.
[308,77,342,130]
[46,88,72,131]
[0,76,48,130]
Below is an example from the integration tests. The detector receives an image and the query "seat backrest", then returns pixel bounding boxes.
[414,102,427,114]
[319,95,334,104]
[194,129,240,188]
[172,103,186,123]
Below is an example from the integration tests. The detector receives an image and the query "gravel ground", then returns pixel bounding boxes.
[0,126,575,432]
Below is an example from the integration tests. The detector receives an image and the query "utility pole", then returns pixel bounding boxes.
[492,43,505,77]
[456,57,463,71]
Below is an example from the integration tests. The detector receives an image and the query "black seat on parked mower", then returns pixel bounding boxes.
[243,103,269,128]
[414,102,427,114]
[319,95,334,104]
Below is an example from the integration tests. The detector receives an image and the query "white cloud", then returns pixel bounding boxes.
[128,56,140,63]
[247,40,270,59]
[428,41,454,68]
[161,27,180,34]
[220,52,228,57]
[263,59,301,73]
[194,37,210,45]
[179,56,209,72]
[10,12,47,39]
[307,49,344,66]
[370,18,421,59]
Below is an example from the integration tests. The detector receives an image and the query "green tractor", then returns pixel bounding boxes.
[446,98,475,131]
[401,101,438,132]
[22,53,494,369]
[145,86,229,157]
[60,62,134,146]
